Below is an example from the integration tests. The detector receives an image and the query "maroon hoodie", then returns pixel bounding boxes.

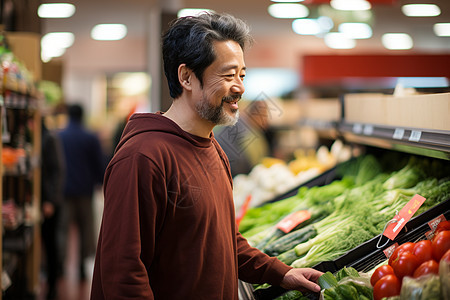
[90,113,291,299]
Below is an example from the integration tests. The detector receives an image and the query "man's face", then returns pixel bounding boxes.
[194,40,246,126]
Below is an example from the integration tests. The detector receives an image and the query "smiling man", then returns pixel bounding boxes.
[91,12,322,300]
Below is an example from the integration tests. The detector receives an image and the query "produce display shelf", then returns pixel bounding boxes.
[315,198,450,274]
[265,166,339,205]
[248,198,449,300]
[339,122,450,161]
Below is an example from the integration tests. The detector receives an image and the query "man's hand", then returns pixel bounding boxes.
[280,268,323,293]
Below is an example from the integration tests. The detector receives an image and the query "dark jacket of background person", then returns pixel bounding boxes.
[58,103,106,279]
[58,104,105,196]
[90,113,291,299]
[41,119,65,299]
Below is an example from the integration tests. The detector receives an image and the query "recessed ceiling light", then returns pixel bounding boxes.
[177,8,214,18]
[91,24,127,41]
[292,19,322,35]
[330,0,371,11]
[41,32,74,62]
[382,33,413,50]
[401,4,441,17]
[339,23,372,39]
[268,3,309,19]
[37,3,75,18]
[41,47,66,63]
[41,32,75,49]
[434,23,450,37]
[324,32,356,49]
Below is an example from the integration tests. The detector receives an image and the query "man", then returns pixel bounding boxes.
[59,104,105,279]
[91,12,322,299]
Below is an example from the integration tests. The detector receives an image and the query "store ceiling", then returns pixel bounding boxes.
[40,0,450,50]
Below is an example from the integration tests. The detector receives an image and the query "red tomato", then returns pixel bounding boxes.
[370,265,395,287]
[388,242,415,267]
[393,252,421,279]
[413,240,433,264]
[373,274,401,300]
[435,220,450,234]
[432,230,450,261]
[441,249,450,263]
[413,260,439,278]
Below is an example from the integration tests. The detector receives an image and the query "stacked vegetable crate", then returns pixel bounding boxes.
[238,149,450,300]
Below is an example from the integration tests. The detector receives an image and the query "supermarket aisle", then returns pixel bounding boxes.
[39,190,103,300]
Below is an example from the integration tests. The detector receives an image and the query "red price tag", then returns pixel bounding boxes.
[383,243,399,259]
[425,215,447,240]
[428,214,447,231]
[383,194,426,240]
[276,210,311,233]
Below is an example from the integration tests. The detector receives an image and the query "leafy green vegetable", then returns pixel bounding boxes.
[318,271,338,289]
[273,290,306,300]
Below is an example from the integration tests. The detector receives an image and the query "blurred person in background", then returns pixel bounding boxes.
[215,100,271,177]
[91,12,322,300]
[58,103,106,280]
[40,117,65,300]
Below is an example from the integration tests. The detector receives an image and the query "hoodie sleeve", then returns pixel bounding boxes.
[236,230,292,286]
[93,152,166,299]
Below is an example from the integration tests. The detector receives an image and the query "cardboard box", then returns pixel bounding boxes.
[304,98,341,122]
[344,92,450,131]
[6,32,42,81]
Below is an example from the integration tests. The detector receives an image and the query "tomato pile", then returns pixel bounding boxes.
[370,220,450,300]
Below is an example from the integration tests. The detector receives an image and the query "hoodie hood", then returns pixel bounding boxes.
[116,112,212,153]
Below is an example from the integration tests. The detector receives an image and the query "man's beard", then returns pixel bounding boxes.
[196,94,240,126]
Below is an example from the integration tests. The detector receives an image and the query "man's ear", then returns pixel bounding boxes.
[178,64,193,91]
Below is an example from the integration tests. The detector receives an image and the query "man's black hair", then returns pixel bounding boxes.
[162,12,253,99]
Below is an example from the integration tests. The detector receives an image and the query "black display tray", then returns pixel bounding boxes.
[251,198,450,300]
[318,198,450,274]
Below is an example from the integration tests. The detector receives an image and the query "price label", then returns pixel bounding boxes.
[353,123,363,134]
[383,194,426,240]
[277,210,311,233]
[409,130,422,142]
[428,214,447,231]
[425,214,447,239]
[383,242,399,259]
[393,128,405,140]
[363,125,374,136]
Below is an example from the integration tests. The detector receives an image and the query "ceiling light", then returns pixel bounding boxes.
[401,4,441,17]
[339,23,372,39]
[330,0,371,11]
[37,3,75,18]
[91,24,127,41]
[317,16,334,31]
[177,8,213,18]
[41,47,66,63]
[268,3,309,19]
[41,32,75,49]
[271,0,304,2]
[382,33,413,50]
[324,32,356,49]
[40,32,74,62]
[434,23,450,37]
[292,19,322,35]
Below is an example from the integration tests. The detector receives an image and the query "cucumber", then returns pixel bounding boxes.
[255,227,285,250]
[256,207,327,251]
[277,249,302,265]
[263,225,317,256]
